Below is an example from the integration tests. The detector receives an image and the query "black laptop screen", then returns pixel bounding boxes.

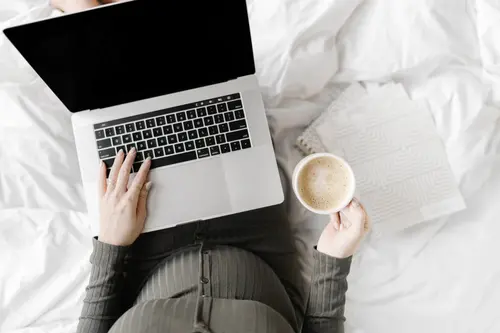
[3,0,256,112]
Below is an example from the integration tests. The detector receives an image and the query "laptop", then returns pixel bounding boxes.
[3,0,283,234]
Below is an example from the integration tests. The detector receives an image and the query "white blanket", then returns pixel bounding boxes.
[1,0,500,332]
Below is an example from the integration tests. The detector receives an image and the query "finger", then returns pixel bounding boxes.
[115,148,136,193]
[349,198,368,231]
[98,160,107,197]
[127,157,152,203]
[341,211,352,228]
[136,181,153,222]
[108,149,125,191]
[330,213,340,230]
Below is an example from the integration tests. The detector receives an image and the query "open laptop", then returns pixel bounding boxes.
[3,0,283,234]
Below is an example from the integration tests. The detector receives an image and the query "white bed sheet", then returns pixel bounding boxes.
[1,0,499,332]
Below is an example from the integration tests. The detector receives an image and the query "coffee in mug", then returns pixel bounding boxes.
[292,153,355,214]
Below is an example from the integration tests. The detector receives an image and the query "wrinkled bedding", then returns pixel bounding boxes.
[1,0,499,332]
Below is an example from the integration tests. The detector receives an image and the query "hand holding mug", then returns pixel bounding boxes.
[317,198,370,258]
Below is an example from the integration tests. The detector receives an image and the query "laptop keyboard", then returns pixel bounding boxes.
[93,93,251,174]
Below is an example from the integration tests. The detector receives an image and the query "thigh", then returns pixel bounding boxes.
[122,221,199,306]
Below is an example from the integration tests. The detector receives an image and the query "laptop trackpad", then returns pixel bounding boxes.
[143,158,231,232]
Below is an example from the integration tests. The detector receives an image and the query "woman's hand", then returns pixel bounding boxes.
[98,148,152,246]
[317,198,370,258]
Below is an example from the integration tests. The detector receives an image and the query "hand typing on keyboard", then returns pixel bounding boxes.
[98,148,152,246]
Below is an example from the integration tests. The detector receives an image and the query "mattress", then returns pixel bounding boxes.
[1,0,499,332]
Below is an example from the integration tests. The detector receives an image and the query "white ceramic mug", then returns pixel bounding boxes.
[292,152,356,214]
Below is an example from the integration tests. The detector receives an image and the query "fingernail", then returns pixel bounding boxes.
[146,156,152,162]
[130,147,136,153]
[145,181,152,191]
[118,149,124,155]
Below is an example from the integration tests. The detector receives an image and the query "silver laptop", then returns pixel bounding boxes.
[3,0,283,234]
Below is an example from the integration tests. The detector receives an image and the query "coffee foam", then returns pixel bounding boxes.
[297,156,352,211]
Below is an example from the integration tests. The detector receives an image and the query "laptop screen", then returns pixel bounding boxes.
[3,0,255,112]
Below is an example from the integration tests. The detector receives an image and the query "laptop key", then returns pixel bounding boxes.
[197,148,210,158]
[197,107,207,117]
[136,141,147,151]
[133,162,142,173]
[231,141,241,151]
[220,143,230,154]
[103,158,114,168]
[135,152,144,162]
[208,126,218,135]
[226,129,249,142]
[126,143,136,152]
[95,130,105,139]
[194,119,203,128]
[188,130,198,140]
[153,128,163,137]
[164,145,174,155]
[183,120,194,130]
[204,116,214,126]
[207,105,217,115]
[99,147,116,159]
[105,128,115,137]
[147,139,157,148]
[218,124,229,133]
[154,148,164,157]
[143,129,153,139]
[158,136,168,146]
[97,138,112,149]
[156,116,166,126]
[216,134,226,144]
[166,115,176,124]
[144,150,154,159]
[185,141,195,151]
[125,123,134,132]
[234,109,245,119]
[174,123,183,132]
[133,132,143,141]
[178,132,188,142]
[195,139,205,148]
[146,119,155,128]
[187,110,197,119]
[135,121,145,130]
[205,136,215,146]
[175,143,185,153]
[214,114,224,124]
[116,145,126,154]
[198,128,208,137]
[210,146,220,156]
[151,151,197,169]
[112,137,122,145]
[217,103,227,113]
[163,125,173,135]
[168,135,178,144]
[241,139,251,149]
[227,100,243,110]
[122,134,132,143]
[229,119,247,131]
[116,125,125,135]
[224,111,235,122]
[177,112,187,122]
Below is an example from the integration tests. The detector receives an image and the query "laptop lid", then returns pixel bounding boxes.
[3,0,256,113]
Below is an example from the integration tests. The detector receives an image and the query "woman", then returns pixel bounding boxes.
[77,145,368,333]
[54,3,370,333]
